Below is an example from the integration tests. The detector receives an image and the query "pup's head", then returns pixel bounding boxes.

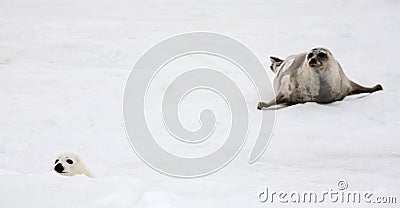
[53,152,93,177]
[306,47,333,69]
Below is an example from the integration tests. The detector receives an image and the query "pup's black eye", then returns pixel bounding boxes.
[317,52,327,59]
[307,53,314,59]
[66,159,73,164]
[55,159,59,164]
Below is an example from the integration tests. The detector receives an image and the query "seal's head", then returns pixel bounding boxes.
[53,152,94,177]
[306,47,332,69]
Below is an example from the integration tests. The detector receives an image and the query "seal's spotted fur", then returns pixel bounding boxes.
[258,48,383,109]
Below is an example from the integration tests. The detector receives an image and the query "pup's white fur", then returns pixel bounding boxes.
[53,152,94,178]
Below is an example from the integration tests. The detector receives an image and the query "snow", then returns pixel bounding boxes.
[0,0,399,207]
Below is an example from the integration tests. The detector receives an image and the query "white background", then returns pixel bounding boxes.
[0,0,399,207]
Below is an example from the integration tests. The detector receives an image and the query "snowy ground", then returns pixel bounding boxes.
[0,0,399,207]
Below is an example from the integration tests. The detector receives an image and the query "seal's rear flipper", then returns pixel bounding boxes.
[270,56,284,73]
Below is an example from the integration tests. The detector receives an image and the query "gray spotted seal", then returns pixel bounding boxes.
[258,47,383,109]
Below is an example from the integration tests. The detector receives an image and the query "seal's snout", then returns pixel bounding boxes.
[308,58,321,67]
[54,163,64,173]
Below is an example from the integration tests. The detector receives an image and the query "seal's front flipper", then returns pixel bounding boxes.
[257,93,289,110]
[257,100,275,110]
[348,81,383,95]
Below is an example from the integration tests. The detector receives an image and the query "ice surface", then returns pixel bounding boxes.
[0,0,399,207]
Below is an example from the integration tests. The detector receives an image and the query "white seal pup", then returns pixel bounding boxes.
[53,152,95,178]
[258,47,383,109]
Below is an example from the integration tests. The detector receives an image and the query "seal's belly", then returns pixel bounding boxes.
[316,76,336,103]
[291,73,345,103]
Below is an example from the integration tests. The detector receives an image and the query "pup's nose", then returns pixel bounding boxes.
[54,163,64,173]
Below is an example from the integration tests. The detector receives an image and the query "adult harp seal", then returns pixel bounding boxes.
[258,47,383,109]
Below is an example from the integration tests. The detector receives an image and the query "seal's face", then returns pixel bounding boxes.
[53,153,81,176]
[306,48,331,69]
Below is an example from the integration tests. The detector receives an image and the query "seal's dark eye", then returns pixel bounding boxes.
[317,52,327,59]
[55,159,59,164]
[307,53,314,59]
[66,159,73,164]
